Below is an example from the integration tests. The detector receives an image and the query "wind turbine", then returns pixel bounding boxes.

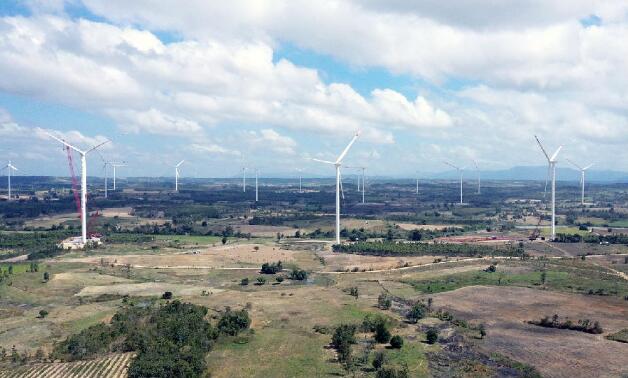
[535,135,563,241]
[444,162,465,204]
[46,132,110,244]
[174,160,185,192]
[473,160,481,195]
[1,161,18,200]
[242,167,247,192]
[567,159,594,206]
[415,171,420,195]
[295,168,304,193]
[111,162,126,191]
[346,165,367,204]
[254,168,260,202]
[312,131,360,244]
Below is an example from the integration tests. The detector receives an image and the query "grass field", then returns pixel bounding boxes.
[402,263,628,297]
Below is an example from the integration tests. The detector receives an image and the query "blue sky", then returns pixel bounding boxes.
[1,1,627,178]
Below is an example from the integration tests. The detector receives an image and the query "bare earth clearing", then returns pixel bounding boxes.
[433,286,628,378]
[59,244,311,269]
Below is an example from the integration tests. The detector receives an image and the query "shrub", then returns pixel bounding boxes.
[426,328,439,344]
[38,310,49,319]
[217,308,251,336]
[161,291,173,300]
[349,286,359,298]
[331,324,356,363]
[256,277,266,285]
[485,264,497,273]
[240,278,249,286]
[378,293,392,310]
[372,351,386,369]
[376,364,409,378]
[261,261,283,274]
[43,272,50,282]
[407,302,427,323]
[275,276,284,283]
[479,323,486,339]
[374,320,391,344]
[390,335,403,349]
[290,269,308,281]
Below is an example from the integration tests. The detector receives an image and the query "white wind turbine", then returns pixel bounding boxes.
[312,131,360,244]
[1,161,18,200]
[473,159,481,195]
[46,132,110,244]
[567,159,594,206]
[242,167,247,193]
[295,168,304,193]
[254,168,260,202]
[535,135,563,241]
[174,160,185,192]
[444,162,465,204]
[111,162,127,191]
[345,165,367,204]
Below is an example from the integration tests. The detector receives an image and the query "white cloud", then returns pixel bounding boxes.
[0,14,450,146]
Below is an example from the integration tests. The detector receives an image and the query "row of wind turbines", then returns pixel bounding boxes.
[1,132,597,245]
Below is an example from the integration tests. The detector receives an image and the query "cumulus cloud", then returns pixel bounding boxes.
[2,1,628,172]
[0,14,450,147]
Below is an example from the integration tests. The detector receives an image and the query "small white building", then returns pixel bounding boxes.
[58,236,102,250]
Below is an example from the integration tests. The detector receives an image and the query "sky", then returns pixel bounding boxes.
[0,0,627,178]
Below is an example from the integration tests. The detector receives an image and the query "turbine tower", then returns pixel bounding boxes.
[174,160,185,192]
[535,135,563,241]
[312,131,360,244]
[242,167,247,192]
[444,162,465,204]
[1,161,18,200]
[111,162,126,191]
[255,168,259,202]
[473,160,481,195]
[567,159,594,206]
[295,168,304,193]
[46,132,109,244]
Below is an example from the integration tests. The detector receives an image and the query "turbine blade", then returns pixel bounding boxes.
[176,160,185,167]
[46,131,84,154]
[335,131,360,164]
[566,159,582,170]
[85,139,111,154]
[543,164,550,198]
[549,146,563,162]
[443,161,459,170]
[583,163,594,170]
[311,158,336,165]
[339,170,345,200]
[534,135,550,161]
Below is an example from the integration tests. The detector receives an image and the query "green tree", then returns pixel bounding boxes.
[38,310,49,319]
[372,351,386,369]
[43,272,50,282]
[407,302,427,323]
[221,236,227,245]
[332,324,356,363]
[374,320,391,344]
[378,293,392,310]
[390,335,403,349]
[426,328,439,344]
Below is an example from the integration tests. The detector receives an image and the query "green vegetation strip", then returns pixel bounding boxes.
[403,268,628,297]
[333,241,525,257]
